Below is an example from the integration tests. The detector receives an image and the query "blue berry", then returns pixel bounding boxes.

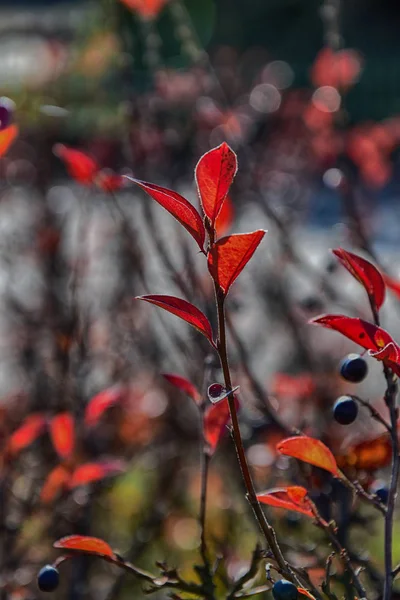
[0,97,14,130]
[272,580,298,600]
[37,565,59,592]
[372,482,389,504]
[339,354,368,383]
[333,396,358,425]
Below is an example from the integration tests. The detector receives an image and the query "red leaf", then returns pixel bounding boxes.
[332,248,385,310]
[119,0,168,19]
[96,170,126,192]
[53,144,99,185]
[195,142,237,225]
[215,194,234,237]
[162,373,201,404]
[276,436,339,476]
[336,433,392,472]
[136,295,216,347]
[0,124,18,157]
[383,273,400,301]
[40,465,71,504]
[208,230,266,295]
[49,413,75,460]
[298,589,317,600]
[127,178,205,251]
[257,486,315,519]
[68,460,125,489]
[204,399,231,453]
[54,535,116,559]
[85,385,125,427]
[6,414,47,456]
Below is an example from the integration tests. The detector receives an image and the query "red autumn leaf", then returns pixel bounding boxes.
[54,535,116,559]
[53,144,99,185]
[336,433,392,472]
[127,178,205,251]
[6,414,47,456]
[276,436,339,476]
[215,193,234,237]
[332,248,385,310]
[208,230,266,295]
[119,0,168,19]
[298,589,317,600]
[162,373,201,404]
[136,295,216,347]
[49,413,75,460]
[40,465,71,504]
[257,486,315,519]
[68,460,125,489]
[204,398,231,453]
[85,385,125,427]
[195,142,237,226]
[383,273,400,301]
[0,124,18,157]
[96,170,126,192]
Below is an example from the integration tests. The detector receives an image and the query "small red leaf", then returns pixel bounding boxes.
[85,385,125,427]
[6,414,47,456]
[257,486,315,519]
[54,535,116,559]
[127,178,205,251]
[162,373,201,404]
[215,194,234,237]
[40,465,71,504]
[53,144,99,185]
[383,273,400,301]
[96,170,126,192]
[119,0,168,19]
[136,295,215,347]
[68,460,125,489]
[298,589,317,599]
[277,436,339,476]
[49,413,75,460]
[0,124,18,157]
[204,399,231,453]
[208,230,266,295]
[332,248,385,310]
[195,142,238,225]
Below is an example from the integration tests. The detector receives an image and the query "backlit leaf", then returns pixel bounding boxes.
[208,230,266,295]
[162,373,201,404]
[257,486,315,519]
[6,414,47,456]
[85,385,125,427]
[332,248,385,310]
[54,535,116,559]
[96,170,126,192]
[195,142,238,225]
[53,144,99,185]
[68,460,125,489]
[40,465,71,504]
[49,413,75,460]
[215,194,234,237]
[0,124,18,156]
[119,0,168,19]
[204,398,231,453]
[276,436,339,476]
[136,295,216,347]
[336,433,392,472]
[127,178,205,251]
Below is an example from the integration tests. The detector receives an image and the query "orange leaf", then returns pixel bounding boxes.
[162,373,201,404]
[49,413,75,460]
[208,230,266,295]
[298,588,317,599]
[6,414,47,456]
[195,142,238,225]
[53,144,99,185]
[332,248,385,310]
[215,194,234,237]
[0,124,18,157]
[68,460,125,489]
[257,486,315,519]
[336,433,392,472]
[54,535,116,559]
[119,0,168,19]
[40,465,71,504]
[276,436,339,476]
[85,385,125,427]
[204,399,232,454]
[136,295,215,347]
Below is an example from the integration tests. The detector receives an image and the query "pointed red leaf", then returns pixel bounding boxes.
[162,373,201,404]
[127,178,205,251]
[298,589,317,600]
[53,144,99,185]
[85,385,125,427]
[68,460,125,489]
[257,486,315,519]
[6,414,47,456]
[383,273,400,301]
[204,398,231,453]
[54,535,116,559]
[332,248,385,310]
[136,295,216,347]
[195,142,237,225]
[40,465,71,504]
[277,436,339,476]
[215,194,234,237]
[0,124,18,157]
[49,413,75,460]
[208,230,266,295]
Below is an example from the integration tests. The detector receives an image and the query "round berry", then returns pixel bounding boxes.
[371,481,389,504]
[339,354,368,383]
[37,565,59,592]
[207,383,225,403]
[0,97,14,130]
[333,396,358,425]
[272,579,298,600]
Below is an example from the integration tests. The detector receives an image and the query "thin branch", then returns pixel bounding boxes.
[350,395,391,433]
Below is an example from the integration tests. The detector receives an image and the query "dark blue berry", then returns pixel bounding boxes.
[0,97,14,130]
[333,396,358,425]
[37,565,59,592]
[372,482,389,504]
[272,580,298,600]
[339,354,368,383]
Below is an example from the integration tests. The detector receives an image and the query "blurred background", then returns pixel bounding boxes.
[1,0,400,599]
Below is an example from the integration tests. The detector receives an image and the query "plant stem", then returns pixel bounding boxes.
[213,285,300,586]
